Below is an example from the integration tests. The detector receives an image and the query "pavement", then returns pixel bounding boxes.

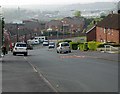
[2,52,56,92]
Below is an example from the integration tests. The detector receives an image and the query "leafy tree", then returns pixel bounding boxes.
[74,11,81,17]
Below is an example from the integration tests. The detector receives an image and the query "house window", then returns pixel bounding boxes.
[108,28,111,35]
[104,28,106,33]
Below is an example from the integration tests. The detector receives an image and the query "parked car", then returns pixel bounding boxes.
[27,44,33,50]
[13,42,28,56]
[43,40,49,46]
[56,42,71,53]
[48,42,55,48]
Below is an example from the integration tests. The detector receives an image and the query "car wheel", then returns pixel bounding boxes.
[60,51,62,54]
[57,50,59,53]
[69,50,71,53]
[13,52,16,56]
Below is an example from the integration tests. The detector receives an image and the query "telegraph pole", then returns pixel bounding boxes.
[2,17,4,45]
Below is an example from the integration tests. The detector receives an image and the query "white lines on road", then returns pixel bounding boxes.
[24,57,58,93]
[24,57,38,73]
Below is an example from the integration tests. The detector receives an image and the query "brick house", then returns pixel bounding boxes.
[46,17,85,33]
[86,25,96,42]
[45,20,62,31]
[86,14,120,44]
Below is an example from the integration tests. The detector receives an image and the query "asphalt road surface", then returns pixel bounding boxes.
[2,45,118,92]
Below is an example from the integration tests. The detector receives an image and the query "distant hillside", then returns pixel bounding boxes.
[20,2,117,11]
[3,2,118,23]
[61,2,116,11]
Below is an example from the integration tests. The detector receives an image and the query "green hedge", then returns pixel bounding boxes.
[69,42,79,50]
[79,43,88,51]
[87,41,97,51]
[88,41,102,51]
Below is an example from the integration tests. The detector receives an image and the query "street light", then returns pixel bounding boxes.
[55,26,59,41]
[47,28,52,40]
[16,24,19,42]
[61,21,65,39]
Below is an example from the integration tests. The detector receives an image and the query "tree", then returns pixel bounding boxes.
[74,11,81,17]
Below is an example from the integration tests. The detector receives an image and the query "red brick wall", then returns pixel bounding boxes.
[96,26,120,44]
[86,27,96,42]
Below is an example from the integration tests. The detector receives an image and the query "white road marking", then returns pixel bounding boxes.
[24,57,59,93]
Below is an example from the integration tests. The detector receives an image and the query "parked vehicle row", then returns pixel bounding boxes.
[12,40,71,56]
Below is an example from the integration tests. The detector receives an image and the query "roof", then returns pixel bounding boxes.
[97,14,120,30]
[86,25,96,33]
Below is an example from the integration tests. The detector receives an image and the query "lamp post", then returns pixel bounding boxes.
[47,28,52,41]
[1,17,4,46]
[61,21,65,40]
[55,26,59,41]
[16,24,19,42]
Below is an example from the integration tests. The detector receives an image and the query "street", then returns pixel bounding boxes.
[2,45,118,92]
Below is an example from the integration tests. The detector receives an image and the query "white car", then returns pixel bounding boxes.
[48,42,55,48]
[43,40,49,46]
[56,42,71,53]
[13,42,28,56]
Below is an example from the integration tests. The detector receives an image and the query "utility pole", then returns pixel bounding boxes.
[2,17,4,45]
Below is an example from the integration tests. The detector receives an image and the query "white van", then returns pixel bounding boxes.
[34,36,46,43]
[27,39,39,45]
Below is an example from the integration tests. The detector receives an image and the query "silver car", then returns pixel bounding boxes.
[56,42,71,53]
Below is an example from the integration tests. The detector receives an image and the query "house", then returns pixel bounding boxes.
[86,25,96,42]
[86,13,120,44]
[45,17,85,34]
[45,20,62,31]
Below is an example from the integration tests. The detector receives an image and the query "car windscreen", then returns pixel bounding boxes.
[49,43,55,45]
[16,44,27,47]
[61,43,69,46]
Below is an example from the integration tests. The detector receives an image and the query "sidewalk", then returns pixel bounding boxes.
[2,53,56,92]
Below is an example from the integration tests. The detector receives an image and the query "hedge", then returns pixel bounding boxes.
[79,43,88,51]
[88,41,102,51]
[69,42,79,50]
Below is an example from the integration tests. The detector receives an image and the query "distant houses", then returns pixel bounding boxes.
[86,13,120,44]
[45,16,85,34]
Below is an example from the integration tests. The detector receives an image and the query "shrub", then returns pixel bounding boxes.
[70,42,79,50]
[63,40,72,43]
[88,41,97,51]
[79,43,88,51]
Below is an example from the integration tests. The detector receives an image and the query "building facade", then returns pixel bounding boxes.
[86,14,120,44]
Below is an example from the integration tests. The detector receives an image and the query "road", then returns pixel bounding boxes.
[2,45,118,92]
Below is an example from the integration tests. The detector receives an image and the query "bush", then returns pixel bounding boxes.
[63,40,72,43]
[79,43,88,51]
[88,41,97,51]
[70,42,79,50]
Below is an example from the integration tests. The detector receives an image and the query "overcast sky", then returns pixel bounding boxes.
[0,0,119,6]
